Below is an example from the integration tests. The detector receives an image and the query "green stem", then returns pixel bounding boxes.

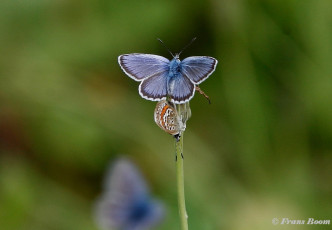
[175,134,188,230]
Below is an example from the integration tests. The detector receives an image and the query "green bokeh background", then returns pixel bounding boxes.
[1,0,331,229]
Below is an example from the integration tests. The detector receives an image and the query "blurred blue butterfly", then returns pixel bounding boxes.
[95,158,164,230]
[118,38,218,104]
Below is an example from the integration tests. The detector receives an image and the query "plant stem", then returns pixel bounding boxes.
[175,133,188,230]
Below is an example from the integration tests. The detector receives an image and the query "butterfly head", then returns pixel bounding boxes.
[172,53,181,63]
[174,53,181,61]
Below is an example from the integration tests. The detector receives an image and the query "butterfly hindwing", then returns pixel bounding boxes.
[180,56,218,84]
[139,72,168,101]
[118,54,170,81]
[167,72,195,104]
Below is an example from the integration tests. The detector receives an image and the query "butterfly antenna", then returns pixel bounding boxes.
[178,37,197,56]
[157,38,174,58]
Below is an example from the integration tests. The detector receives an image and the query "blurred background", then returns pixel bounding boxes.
[0,0,331,229]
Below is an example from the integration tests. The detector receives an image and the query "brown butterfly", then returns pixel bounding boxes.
[154,100,182,138]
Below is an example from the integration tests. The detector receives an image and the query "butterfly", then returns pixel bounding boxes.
[118,38,218,104]
[95,158,164,230]
[154,100,183,137]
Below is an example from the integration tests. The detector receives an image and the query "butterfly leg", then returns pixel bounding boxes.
[174,134,180,161]
[173,133,180,142]
[173,133,183,161]
[175,149,184,160]
[195,85,211,104]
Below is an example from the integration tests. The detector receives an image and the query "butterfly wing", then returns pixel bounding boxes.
[167,72,195,104]
[118,54,170,81]
[138,71,169,101]
[95,158,150,230]
[154,100,181,135]
[103,158,148,199]
[180,56,218,84]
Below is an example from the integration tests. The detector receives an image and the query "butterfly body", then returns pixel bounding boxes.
[128,197,152,223]
[169,55,181,76]
[119,51,217,104]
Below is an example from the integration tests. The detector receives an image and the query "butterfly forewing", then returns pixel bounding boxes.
[103,159,148,199]
[180,56,218,84]
[118,54,170,81]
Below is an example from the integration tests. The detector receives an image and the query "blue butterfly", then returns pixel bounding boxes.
[95,158,164,230]
[118,39,218,104]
